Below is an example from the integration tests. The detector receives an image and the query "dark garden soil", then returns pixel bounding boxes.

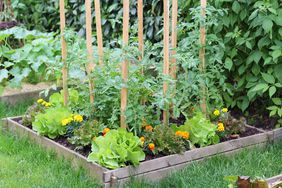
[231,104,278,130]
[17,117,262,161]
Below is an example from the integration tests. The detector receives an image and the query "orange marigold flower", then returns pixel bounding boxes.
[102,128,110,135]
[182,132,189,139]
[175,131,183,137]
[148,143,155,151]
[145,125,153,132]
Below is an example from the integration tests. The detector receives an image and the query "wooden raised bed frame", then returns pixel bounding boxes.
[2,117,282,188]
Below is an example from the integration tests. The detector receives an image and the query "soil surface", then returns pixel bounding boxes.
[231,105,278,130]
[1,82,52,96]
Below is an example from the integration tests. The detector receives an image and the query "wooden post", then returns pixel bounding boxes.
[138,0,144,68]
[94,0,104,65]
[85,0,95,103]
[199,0,207,116]
[59,0,68,106]
[163,0,170,126]
[120,0,129,129]
[171,0,177,79]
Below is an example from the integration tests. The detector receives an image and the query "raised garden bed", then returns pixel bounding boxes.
[0,83,55,104]
[2,116,281,188]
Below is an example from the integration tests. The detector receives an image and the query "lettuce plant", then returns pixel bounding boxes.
[32,107,72,139]
[172,112,219,147]
[87,128,145,169]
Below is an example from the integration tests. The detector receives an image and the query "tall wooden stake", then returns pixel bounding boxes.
[85,0,95,103]
[199,0,207,116]
[138,0,144,69]
[170,0,178,116]
[121,0,129,129]
[171,0,178,79]
[59,0,68,106]
[163,0,170,126]
[94,0,104,65]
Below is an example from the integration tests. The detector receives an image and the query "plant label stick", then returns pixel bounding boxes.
[199,0,207,116]
[59,0,68,106]
[163,0,170,126]
[121,0,129,129]
[94,0,104,65]
[85,0,95,103]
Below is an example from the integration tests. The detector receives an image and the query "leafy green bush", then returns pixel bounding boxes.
[32,107,72,139]
[87,128,145,169]
[142,125,190,155]
[172,112,219,147]
[0,27,60,88]
[68,120,101,148]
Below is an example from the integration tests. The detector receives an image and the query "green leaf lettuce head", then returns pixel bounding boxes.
[172,112,219,147]
[87,128,145,169]
[32,107,72,139]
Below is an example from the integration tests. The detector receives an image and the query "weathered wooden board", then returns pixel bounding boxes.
[266,174,282,187]
[0,87,59,105]
[1,117,276,188]
[0,90,42,104]
[104,142,268,188]
[272,128,282,143]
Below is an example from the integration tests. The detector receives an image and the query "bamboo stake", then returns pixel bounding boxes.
[138,0,144,66]
[171,0,177,79]
[199,0,207,116]
[94,0,104,65]
[85,0,95,103]
[59,0,68,106]
[163,0,170,126]
[170,0,178,116]
[120,0,130,129]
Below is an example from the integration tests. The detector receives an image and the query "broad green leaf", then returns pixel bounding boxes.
[269,86,276,98]
[261,73,275,84]
[278,108,282,117]
[262,19,273,33]
[272,98,282,105]
[0,69,9,82]
[271,50,281,60]
[224,58,233,71]
[232,1,241,14]
[252,83,269,92]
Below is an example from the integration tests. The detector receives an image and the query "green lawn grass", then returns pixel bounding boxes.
[1,101,282,188]
[0,101,100,188]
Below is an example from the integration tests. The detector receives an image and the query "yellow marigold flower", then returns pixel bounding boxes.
[145,125,153,132]
[61,118,71,126]
[44,102,51,107]
[42,101,47,106]
[102,128,110,136]
[213,109,220,116]
[140,136,145,146]
[148,143,155,151]
[140,136,145,142]
[73,115,83,122]
[222,108,228,113]
[217,122,225,132]
[37,98,44,103]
